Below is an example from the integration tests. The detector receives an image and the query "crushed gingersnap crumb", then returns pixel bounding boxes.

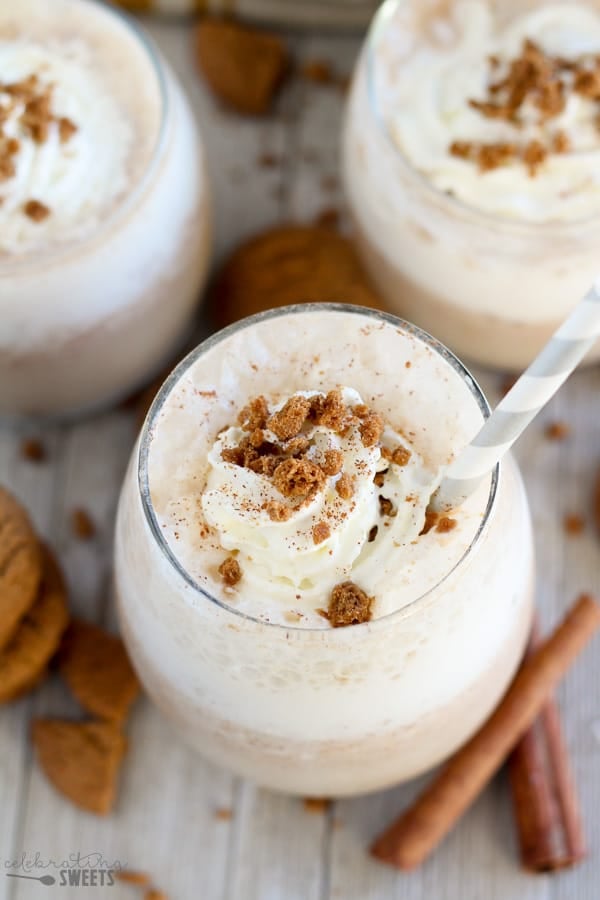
[303,797,331,813]
[267,395,311,440]
[327,581,374,628]
[266,500,292,522]
[359,412,384,448]
[312,521,331,544]
[391,446,411,467]
[71,508,96,541]
[58,116,77,143]
[379,497,396,518]
[335,472,354,500]
[23,199,50,222]
[20,437,46,463]
[272,458,325,498]
[563,514,585,536]
[322,448,344,476]
[436,516,457,533]
[420,510,439,535]
[218,556,242,586]
[238,396,269,431]
[545,421,571,441]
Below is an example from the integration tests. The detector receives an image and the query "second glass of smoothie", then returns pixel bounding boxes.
[115,305,534,796]
[343,0,600,371]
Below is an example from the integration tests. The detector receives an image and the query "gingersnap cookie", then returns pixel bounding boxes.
[195,18,289,116]
[0,546,69,705]
[211,225,385,328]
[31,719,127,815]
[58,620,140,725]
[0,486,43,651]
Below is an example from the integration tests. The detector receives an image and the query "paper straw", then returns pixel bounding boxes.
[432,281,600,513]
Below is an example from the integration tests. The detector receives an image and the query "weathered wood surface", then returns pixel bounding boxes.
[0,17,598,900]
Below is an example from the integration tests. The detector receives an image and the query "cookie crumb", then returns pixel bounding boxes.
[436,516,457,533]
[218,556,242,586]
[420,510,439,535]
[300,60,335,85]
[115,871,151,886]
[23,199,50,222]
[379,497,396,518]
[266,500,292,522]
[267,395,311,440]
[238,395,269,431]
[391,446,411,467]
[327,581,373,628]
[303,797,331,813]
[21,437,46,463]
[273,458,325,498]
[335,472,354,500]
[215,807,233,821]
[563,514,585,536]
[71,508,95,541]
[545,421,570,441]
[359,412,384,448]
[58,116,77,143]
[322,448,344,476]
[312,521,331,544]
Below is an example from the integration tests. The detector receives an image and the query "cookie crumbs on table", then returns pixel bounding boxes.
[71,507,96,540]
[20,437,46,463]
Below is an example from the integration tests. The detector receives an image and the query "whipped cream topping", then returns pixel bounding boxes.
[0,38,135,254]
[202,388,433,599]
[374,1,600,222]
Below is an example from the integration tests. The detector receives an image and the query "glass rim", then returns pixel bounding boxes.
[366,0,600,236]
[137,303,500,635]
[0,0,169,273]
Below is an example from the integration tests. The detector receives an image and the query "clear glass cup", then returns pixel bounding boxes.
[114,304,534,796]
[342,0,600,372]
[0,0,211,418]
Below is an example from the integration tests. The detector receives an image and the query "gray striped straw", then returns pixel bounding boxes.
[431,282,600,513]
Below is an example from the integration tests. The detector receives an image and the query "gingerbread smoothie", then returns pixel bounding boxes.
[115,305,534,796]
[343,0,600,370]
[0,0,211,417]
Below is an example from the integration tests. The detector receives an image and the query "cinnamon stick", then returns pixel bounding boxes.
[508,621,586,871]
[371,594,600,871]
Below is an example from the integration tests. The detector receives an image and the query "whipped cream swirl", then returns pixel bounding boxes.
[375,1,600,222]
[0,39,135,254]
[202,388,434,602]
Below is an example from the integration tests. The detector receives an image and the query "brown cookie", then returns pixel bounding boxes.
[195,18,289,116]
[0,486,43,650]
[0,546,69,704]
[58,620,140,724]
[31,719,127,815]
[211,225,385,328]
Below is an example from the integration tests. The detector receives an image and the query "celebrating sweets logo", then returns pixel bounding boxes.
[4,852,123,887]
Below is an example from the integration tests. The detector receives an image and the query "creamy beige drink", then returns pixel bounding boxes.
[115,305,534,796]
[0,0,211,417]
[343,0,600,371]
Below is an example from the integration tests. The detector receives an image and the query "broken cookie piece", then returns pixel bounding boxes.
[218,556,242,587]
[327,581,374,628]
[31,719,127,815]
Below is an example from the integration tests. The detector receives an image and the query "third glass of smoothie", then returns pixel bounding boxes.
[343,0,600,371]
[115,305,534,796]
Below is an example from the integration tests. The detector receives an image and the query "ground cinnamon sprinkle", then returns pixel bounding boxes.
[312,521,331,544]
[218,556,242,586]
[327,581,374,628]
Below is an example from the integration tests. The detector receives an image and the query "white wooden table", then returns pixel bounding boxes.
[1,17,599,900]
